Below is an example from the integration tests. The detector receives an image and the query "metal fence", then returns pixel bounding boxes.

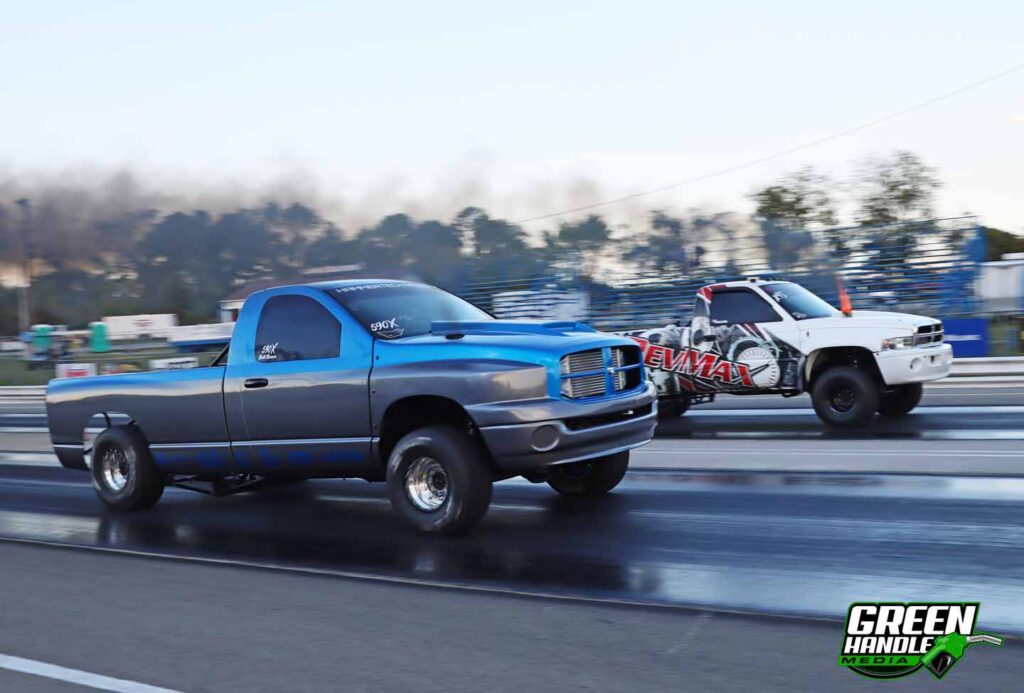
[458,217,986,332]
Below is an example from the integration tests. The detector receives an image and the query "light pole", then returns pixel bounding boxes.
[15,198,31,334]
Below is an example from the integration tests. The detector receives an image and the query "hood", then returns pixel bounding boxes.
[429,319,597,338]
[375,319,636,368]
[798,310,939,332]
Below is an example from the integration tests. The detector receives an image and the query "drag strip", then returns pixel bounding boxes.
[0,465,1022,635]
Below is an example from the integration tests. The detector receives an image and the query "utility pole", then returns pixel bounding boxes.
[15,198,32,334]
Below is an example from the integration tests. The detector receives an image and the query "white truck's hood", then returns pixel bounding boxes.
[798,310,939,333]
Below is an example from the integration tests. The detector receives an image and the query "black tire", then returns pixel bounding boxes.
[546,451,630,496]
[657,396,691,420]
[878,383,923,417]
[810,366,881,428]
[90,425,165,510]
[386,425,493,534]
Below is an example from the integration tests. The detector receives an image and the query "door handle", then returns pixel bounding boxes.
[243,377,269,389]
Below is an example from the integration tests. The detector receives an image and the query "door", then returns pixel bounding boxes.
[224,291,376,477]
[688,287,802,392]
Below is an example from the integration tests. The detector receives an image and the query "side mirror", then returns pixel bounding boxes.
[695,334,717,344]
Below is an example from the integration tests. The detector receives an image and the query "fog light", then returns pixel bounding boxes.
[531,425,560,452]
[909,357,922,371]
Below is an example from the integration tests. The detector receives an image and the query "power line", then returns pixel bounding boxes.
[515,60,1024,225]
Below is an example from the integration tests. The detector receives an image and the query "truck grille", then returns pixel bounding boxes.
[914,322,944,346]
[560,346,642,400]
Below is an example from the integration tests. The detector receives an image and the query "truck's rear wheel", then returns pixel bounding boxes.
[810,366,880,428]
[546,451,630,496]
[878,383,923,417]
[386,425,493,534]
[91,425,165,510]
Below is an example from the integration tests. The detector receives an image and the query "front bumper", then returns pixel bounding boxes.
[876,343,953,385]
[476,382,658,476]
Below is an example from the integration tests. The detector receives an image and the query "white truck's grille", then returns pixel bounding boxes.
[914,322,944,346]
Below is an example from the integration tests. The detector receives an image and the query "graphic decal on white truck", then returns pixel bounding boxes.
[625,278,953,428]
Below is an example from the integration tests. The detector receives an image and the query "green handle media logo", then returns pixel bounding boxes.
[838,602,1004,679]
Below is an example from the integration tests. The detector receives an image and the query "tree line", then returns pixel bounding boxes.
[0,150,1011,333]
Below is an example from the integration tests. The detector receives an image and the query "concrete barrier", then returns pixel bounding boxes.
[2,356,1023,401]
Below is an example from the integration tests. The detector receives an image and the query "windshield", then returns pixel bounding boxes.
[761,282,837,320]
[327,283,492,339]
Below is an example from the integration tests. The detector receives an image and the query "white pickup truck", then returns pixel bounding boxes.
[629,279,953,428]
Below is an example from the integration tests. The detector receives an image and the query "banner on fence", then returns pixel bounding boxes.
[942,318,989,358]
[55,363,98,379]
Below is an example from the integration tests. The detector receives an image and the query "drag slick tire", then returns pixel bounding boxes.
[90,425,165,510]
[877,383,923,417]
[546,451,630,496]
[657,396,691,420]
[386,425,493,534]
[810,366,880,428]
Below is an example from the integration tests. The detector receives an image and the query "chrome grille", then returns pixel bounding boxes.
[561,349,606,399]
[914,322,944,346]
[560,346,642,399]
[611,347,626,390]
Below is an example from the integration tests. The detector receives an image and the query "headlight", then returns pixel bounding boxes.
[881,335,915,350]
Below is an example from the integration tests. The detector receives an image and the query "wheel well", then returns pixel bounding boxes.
[805,347,883,389]
[84,411,139,448]
[377,396,484,465]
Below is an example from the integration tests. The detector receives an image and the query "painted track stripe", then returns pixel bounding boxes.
[0,653,183,692]
[687,405,1024,417]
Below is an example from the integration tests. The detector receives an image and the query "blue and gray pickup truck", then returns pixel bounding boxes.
[46,280,657,533]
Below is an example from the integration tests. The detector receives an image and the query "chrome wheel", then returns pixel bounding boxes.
[404,457,448,512]
[99,446,131,492]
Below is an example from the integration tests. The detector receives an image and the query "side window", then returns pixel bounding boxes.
[254,295,341,362]
[710,290,781,324]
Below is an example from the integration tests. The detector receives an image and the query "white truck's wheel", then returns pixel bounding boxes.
[810,367,880,428]
[878,383,923,417]
[657,396,691,420]
[547,451,629,496]
[386,426,493,534]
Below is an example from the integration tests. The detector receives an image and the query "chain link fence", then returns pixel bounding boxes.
[458,217,985,332]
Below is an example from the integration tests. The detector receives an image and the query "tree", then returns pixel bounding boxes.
[752,167,837,229]
[406,220,464,288]
[752,167,841,256]
[985,227,1024,261]
[355,213,417,273]
[627,210,733,275]
[553,215,613,278]
[855,151,941,226]
[455,207,539,280]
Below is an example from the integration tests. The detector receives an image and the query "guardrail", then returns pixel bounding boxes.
[1,356,1022,401]
[941,356,1024,384]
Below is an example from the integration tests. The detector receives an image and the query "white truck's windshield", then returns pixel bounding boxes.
[762,282,837,320]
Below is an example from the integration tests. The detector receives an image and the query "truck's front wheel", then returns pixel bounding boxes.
[546,451,630,496]
[810,366,880,428]
[386,426,493,534]
[878,383,923,417]
[91,425,165,510]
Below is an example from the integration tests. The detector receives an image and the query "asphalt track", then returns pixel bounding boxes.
[0,384,1022,691]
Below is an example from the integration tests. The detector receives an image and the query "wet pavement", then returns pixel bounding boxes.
[0,464,1021,634]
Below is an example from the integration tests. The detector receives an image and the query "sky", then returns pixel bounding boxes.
[0,0,1022,233]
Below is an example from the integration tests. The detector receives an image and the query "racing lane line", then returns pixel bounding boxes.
[634,448,1024,458]
[0,653,183,693]
[687,405,1024,417]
